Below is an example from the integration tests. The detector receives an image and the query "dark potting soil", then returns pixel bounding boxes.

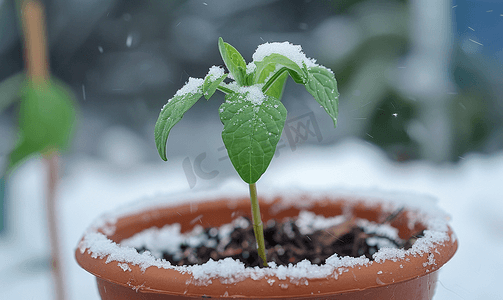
[136,216,423,268]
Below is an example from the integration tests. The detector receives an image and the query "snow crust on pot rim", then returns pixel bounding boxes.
[78,181,453,285]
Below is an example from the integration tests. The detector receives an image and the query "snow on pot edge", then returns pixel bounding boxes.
[77,183,452,285]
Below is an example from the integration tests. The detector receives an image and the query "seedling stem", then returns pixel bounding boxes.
[249,183,268,267]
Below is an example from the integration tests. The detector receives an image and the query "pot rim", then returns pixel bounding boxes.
[75,189,457,298]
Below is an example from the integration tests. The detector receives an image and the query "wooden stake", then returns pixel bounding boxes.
[20,1,66,299]
[21,0,49,84]
[44,153,66,300]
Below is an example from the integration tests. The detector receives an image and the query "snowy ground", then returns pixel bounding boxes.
[1,138,502,299]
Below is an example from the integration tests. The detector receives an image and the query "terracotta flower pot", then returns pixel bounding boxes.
[75,191,457,299]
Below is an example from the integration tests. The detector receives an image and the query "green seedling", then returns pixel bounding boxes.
[155,37,339,267]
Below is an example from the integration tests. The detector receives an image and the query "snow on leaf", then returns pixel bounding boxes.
[237,85,266,105]
[252,41,317,70]
[174,77,204,97]
[203,66,227,100]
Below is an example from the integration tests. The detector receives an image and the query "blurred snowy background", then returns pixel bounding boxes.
[1,0,502,299]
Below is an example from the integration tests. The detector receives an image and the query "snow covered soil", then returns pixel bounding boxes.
[2,138,502,299]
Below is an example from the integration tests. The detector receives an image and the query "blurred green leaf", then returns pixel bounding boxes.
[8,79,77,173]
[0,72,25,113]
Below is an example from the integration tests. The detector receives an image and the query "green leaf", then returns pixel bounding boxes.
[155,78,204,161]
[202,68,228,100]
[245,69,256,86]
[254,53,307,85]
[0,72,25,114]
[8,79,77,172]
[219,90,287,184]
[304,66,339,127]
[218,37,247,85]
[264,71,288,100]
[254,54,309,101]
